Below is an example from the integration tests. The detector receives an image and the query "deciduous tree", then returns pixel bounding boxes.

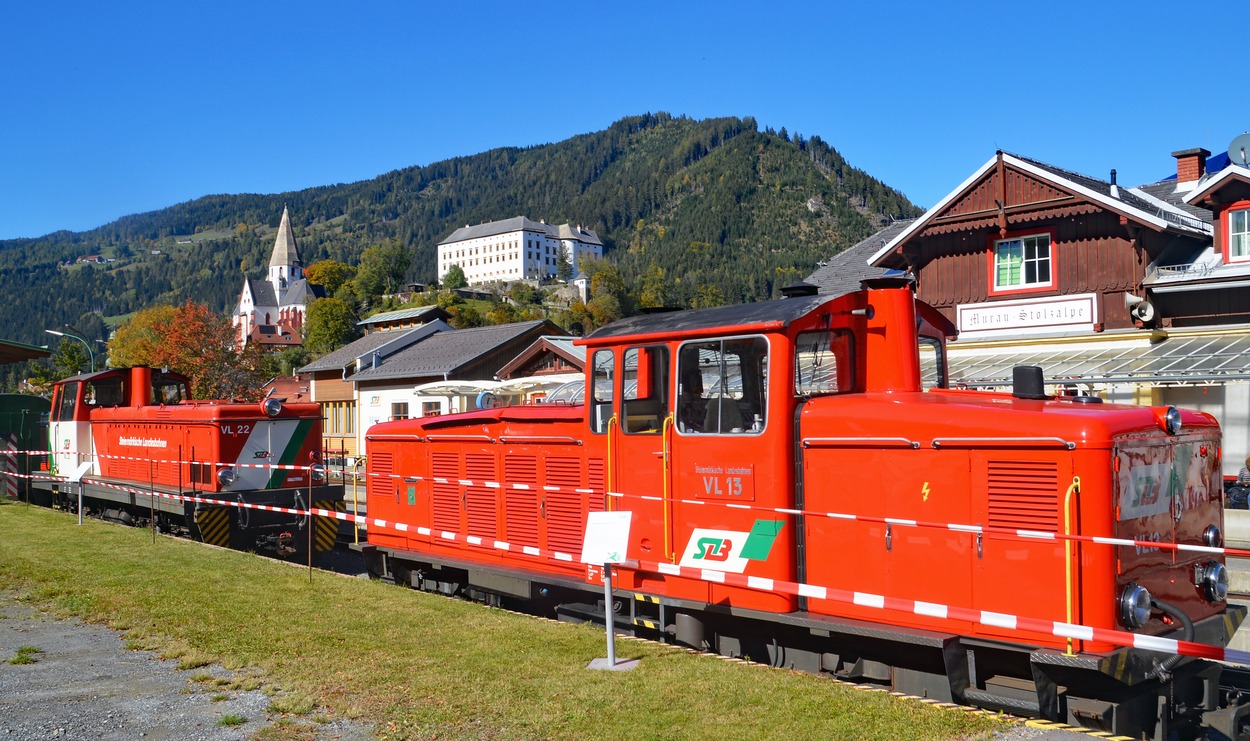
[353,241,412,302]
[107,301,270,400]
[305,260,356,297]
[305,298,358,354]
[443,264,467,290]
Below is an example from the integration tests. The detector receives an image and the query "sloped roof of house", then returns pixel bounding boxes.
[1183,163,1250,206]
[805,219,914,296]
[299,321,451,373]
[869,151,1212,268]
[249,324,301,347]
[281,278,325,305]
[246,278,277,308]
[357,305,450,327]
[350,320,559,382]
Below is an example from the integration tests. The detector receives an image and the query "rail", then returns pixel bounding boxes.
[931,436,1076,450]
[802,437,921,449]
[496,435,582,446]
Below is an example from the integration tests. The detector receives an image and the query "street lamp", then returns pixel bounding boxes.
[45,329,94,373]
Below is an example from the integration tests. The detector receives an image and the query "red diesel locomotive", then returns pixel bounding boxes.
[360,280,1244,739]
[36,366,343,556]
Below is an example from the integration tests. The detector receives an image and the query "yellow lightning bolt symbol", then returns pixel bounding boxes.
[922,481,931,502]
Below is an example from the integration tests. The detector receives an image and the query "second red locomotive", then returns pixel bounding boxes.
[37,366,343,557]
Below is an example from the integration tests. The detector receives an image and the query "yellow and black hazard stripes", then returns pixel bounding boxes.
[195,506,231,547]
[1024,719,1133,740]
[313,499,344,553]
[631,593,664,632]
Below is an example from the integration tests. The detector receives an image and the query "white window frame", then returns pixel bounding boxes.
[993,233,1053,291]
[1230,208,1250,262]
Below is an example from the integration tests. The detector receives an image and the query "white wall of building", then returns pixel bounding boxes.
[354,385,466,456]
[438,225,602,286]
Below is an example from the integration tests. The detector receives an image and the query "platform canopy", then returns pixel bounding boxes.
[0,338,50,366]
[948,332,1250,389]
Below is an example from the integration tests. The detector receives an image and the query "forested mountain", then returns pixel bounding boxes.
[0,113,919,352]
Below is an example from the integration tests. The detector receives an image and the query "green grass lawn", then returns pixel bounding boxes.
[0,501,1008,740]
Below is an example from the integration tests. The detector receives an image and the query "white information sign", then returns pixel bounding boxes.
[580,511,632,564]
[69,461,94,483]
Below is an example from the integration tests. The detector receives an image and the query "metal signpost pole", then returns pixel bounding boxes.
[308,471,314,584]
[77,452,83,526]
[603,562,616,666]
[150,459,156,544]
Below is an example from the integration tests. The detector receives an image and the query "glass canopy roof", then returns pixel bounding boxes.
[947,333,1250,388]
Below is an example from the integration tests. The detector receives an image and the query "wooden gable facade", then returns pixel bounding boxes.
[873,152,1209,334]
[496,336,584,380]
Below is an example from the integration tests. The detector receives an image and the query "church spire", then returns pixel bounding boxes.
[267,206,303,289]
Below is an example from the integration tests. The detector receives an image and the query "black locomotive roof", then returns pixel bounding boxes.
[583,293,832,343]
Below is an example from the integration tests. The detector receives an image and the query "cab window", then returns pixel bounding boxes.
[918,337,947,390]
[621,346,669,434]
[794,329,854,396]
[589,350,614,434]
[85,376,127,407]
[677,337,767,435]
[55,382,80,422]
[151,372,189,404]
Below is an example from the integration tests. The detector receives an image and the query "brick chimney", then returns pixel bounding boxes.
[1172,147,1211,183]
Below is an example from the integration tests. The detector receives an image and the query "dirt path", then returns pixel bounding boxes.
[0,594,374,740]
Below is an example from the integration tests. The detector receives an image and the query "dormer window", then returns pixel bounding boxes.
[1231,207,1250,262]
[990,231,1054,294]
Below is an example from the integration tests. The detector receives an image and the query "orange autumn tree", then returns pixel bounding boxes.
[107,301,272,401]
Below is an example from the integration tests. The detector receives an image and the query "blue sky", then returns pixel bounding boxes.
[1,1,1246,241]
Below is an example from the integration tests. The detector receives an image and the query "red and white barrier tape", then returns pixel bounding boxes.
[16,448,1250,560]
[356,505,1250,666]
[18,467,1250,667]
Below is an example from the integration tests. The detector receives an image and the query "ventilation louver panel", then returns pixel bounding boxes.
[432,452,460,533]
[587,457,605,513]
[505,455,540,548]
[368,451,393,500]
[987,460,1059,531]
[545,456,584,554]
[464,453,497,539]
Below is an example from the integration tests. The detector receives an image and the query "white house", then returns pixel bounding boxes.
[437,216,603,286]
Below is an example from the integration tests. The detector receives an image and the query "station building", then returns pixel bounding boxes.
[436,216,602,286]
[809,140,1250,476]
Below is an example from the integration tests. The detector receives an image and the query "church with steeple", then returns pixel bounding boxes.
[232,206,325,348]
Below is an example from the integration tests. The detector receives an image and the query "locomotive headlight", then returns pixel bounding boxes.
[1204,525,1224,549]
[263,398,284,417]
[1200,561,1230,602]
[217,467,238,487]
[310,464,326,483]
[1119,583,1152,629]
[1165,406,1183,435]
